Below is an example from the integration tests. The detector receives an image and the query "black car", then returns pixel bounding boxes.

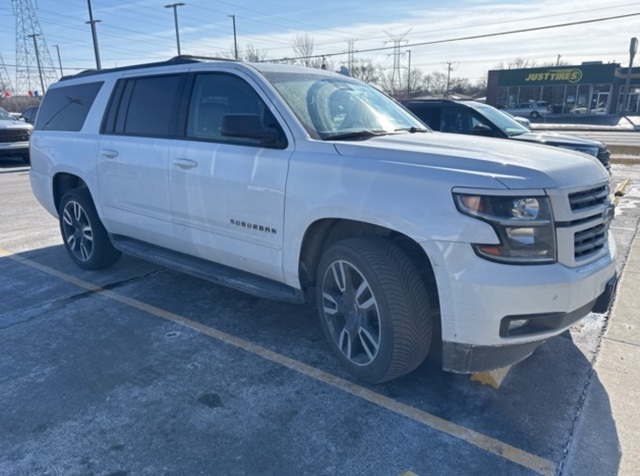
[404,99,611,170]
[19,106,39,125]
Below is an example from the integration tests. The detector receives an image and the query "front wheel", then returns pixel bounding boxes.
[530,111,540,119]
[316,237,433,383]
[59,188,121,270]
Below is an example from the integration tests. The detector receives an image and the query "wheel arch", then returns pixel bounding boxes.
[52,172,87,212]
[298,218,441,337]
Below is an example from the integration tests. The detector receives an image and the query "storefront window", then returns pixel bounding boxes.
[564,85,578,114]
[518,86,542,104]
[541,85,567,114]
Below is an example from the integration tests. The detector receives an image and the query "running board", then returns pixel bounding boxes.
[111,235,305,303]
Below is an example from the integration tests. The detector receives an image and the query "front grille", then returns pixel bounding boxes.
[574,223,607,258]
[554,183,612,266]
[0,129,30,143]
[597,146,611,168]
[568,185,608,211]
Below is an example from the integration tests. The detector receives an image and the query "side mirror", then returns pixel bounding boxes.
[220,114,283,147]
[473,124,496,137]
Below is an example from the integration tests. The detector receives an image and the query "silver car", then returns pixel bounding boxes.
[502,102,551,119]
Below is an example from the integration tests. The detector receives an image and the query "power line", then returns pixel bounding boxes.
[265,11,640,63]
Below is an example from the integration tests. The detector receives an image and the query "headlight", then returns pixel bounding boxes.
[557,145,598,157]
[454,193,556,264]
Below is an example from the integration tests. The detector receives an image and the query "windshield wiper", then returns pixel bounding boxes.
[394,126,429,133]
[323,130,388,141]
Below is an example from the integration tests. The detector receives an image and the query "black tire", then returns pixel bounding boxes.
[22,153,30,165]
[59,188,121,270]
[316,237,433,383]
[530,111,540,119]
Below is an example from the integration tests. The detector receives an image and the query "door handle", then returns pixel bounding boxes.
[101,149,119,159]
[173,158,198,169]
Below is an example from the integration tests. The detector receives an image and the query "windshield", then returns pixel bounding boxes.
[468,103,530,137]
[262,71,426,140]
[0,108,16,121]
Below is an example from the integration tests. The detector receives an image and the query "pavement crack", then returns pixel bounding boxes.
[0,268,166,330]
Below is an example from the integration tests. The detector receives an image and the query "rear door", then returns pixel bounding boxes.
[98,73,185,248]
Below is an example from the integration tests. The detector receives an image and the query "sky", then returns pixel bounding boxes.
[0,0,638,94]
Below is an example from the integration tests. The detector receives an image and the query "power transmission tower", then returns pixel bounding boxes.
[384,30,410,95]
[346,38,356,72]
[13,0,59,95]
[0,53,14,97]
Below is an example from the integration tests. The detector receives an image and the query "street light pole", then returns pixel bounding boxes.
[86,0,102,70]
[165,3,186,56]
[623,37,638,113]
[228,14,238,60]
[27,34,45,95]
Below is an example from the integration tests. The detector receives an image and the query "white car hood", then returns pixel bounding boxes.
[332,132,607,190]
[0,119,33,131]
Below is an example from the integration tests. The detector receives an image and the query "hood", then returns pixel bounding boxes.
[331,132,608,190]
[0,119,33,131]
[510,131,603,148]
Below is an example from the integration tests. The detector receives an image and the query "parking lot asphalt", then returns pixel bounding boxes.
[1,157,639,475]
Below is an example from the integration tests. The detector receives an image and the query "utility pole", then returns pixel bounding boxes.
[445,62,453,98]
[228,14,238,60]
[86,0,102,70]
[165,3,185,56]
[54,45,63,76]
[27,34,45,95]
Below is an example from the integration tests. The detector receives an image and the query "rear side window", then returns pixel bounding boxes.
[35,81,103,131]
[409,106,440,130]
[102,74,184,137]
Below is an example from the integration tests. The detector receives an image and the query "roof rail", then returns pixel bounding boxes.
[60,55,237,82]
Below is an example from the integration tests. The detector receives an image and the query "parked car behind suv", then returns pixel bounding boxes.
[19,105,39,125]
[30,57,616,383]
[501,101,551,118]
[0,106,33,163]
[405,99,611,170]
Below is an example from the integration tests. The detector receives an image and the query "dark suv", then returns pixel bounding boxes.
[405,99,611,170]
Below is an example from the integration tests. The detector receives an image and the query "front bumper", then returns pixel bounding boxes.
[422,239,617,373]
[442,275,617,374]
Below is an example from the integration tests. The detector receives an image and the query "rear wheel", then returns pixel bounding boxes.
[316,237,433,383]
[59,188,121,270]
[530,111,540,119]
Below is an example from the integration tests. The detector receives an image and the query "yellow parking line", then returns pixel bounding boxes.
[1,247,555,475]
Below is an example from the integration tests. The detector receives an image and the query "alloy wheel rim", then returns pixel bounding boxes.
[321,259,381,366]
[62,200,94,262]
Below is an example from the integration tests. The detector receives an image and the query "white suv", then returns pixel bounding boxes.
[30,57,617,383]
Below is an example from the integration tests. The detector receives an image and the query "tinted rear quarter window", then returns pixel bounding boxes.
[102,74,184,137]
[35,81,104,131]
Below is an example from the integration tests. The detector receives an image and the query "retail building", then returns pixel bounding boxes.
[486,62,640,115]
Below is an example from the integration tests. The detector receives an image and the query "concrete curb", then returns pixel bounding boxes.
[565,208,640,474]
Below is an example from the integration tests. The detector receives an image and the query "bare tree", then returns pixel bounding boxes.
[493,58,539,70]
[349,58,380,83]
[292,33,315,67]
[216,43,269,62]
[243,44,269,62]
